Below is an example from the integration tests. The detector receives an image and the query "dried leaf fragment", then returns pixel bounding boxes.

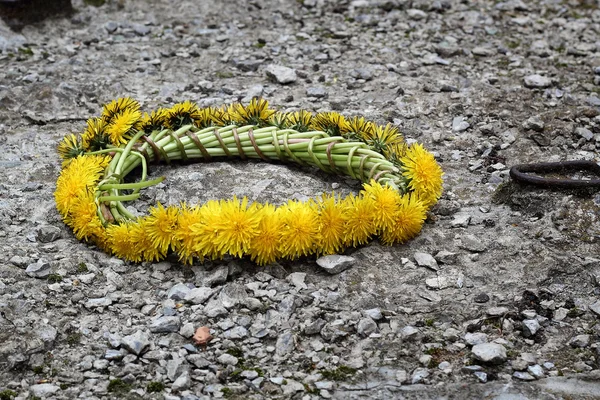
[192,326,213,350]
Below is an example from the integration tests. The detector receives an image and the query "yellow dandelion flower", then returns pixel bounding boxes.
[106,108,141,146]
[190,200,225,260]
[381,194,427,245]
[248,204,283,266]
[145,203,179,254]
[54,155,110,217]
[173,204,203,264]
[194,107,222,129]
[279,200,319,259]
[66,190,104,242]
[228,98,275,126]
[315,193,347,255]
[215,105,234,125]
[311,112,349,137]
[369,123,403,154]
[102,97,140,123]
[384,141,407,165]
[269,111,288,129]
[400,143,444,208]
[211,196,261,257]
[128,218,164,262]
[362,181,402,231]
[345,116,376,141]
[286,110,313,132]
[139,108,169,133]
[82,117,110,152]
[57,134,84,164]
[166,100,201,128]
[106,221,138,261]
[342,193,377,247]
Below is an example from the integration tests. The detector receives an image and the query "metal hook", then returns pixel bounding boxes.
[509,160,600,189]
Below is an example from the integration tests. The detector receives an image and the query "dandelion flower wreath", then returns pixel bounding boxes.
[55,98,443,266]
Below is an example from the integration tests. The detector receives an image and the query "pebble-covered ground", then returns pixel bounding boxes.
[1,0,600,399]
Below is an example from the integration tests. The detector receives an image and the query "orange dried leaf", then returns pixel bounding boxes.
[192,326,213,349]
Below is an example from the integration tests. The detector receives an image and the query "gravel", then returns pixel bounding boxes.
[1,0,600,399]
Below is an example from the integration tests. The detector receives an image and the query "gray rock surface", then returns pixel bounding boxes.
[265,64,297,84]
[316,255,356,274]
[1,1,600,399]
[472,343,508,365]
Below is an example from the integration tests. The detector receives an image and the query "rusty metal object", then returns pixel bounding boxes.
[509,160,600,189]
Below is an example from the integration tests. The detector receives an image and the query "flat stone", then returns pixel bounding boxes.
[459,235,487,252]
[37,226,61,243]
[350,68,373,81]
[411,367,429,384]
[275,331,295,356]
[121,330,150,356]
[26,261,52,278]
[471,343,507,364]
[425,276,453,290]
[105,21,118,33]
[149,316,181,333]
[265,64,297,84]
[414,252,439,271]
[464,332,488,346]
[223,326,248,340]
[406,9,427,20]
[168,283,193,301]
[219,283,247,309]
[316,255,356,274]
[474,371,487,382]
[452,116,470,132]
[523,116,545,132]
[184,287,215,305]
[201,265,229,287]
[576,127,594,141]
[513,371,535,381]
[204,298,228,318]
[522,319,541,337]
[132,23,151,36]
[474,293,490,303]
[589,301,600,316]
[443,328,460,342]
[401,326,421,341]
[435,251,457,264]
[172,371,190,391]
[472,46,495,56]
[487,306,510,316]
[217,353,238,366]
[357,318,378,337]
[306,86,328,98]
[524,74,552,89]
[451,214,471,228]
[187,354,210,369]
[528,364,545,379]
[105,349,126,360]
[85,297,112,309]
[569,334,590,348]
[282,379,304,396]
[286,272,307,290]
[30,383,60,397]
[364,308,383,321]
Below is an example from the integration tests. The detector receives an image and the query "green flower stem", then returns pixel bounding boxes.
[99,176,165,191]
[107,124,408,223]
[116,201,136,220]
[115,131,146,174]
[98,193,141,202]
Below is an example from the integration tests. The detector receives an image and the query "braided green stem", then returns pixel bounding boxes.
[101,125,408,223]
